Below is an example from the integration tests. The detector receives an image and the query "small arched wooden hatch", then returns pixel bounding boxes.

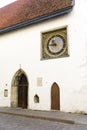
[51,82,60,110]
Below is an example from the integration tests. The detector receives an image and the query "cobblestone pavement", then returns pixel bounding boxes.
[0,108,87,129]
[0,107,87,125]
[0,113,87,130]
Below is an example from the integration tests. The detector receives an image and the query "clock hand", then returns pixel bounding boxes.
[49,43,57,46]
[49,40,58,47]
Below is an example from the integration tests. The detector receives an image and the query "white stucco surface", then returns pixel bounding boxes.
[0,0,17,8]
[0,0,87,113]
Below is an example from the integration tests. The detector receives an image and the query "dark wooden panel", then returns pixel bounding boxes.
[18,74,28,109]
[18,85,28,108]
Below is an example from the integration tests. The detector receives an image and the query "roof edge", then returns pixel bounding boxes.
[0,5,74,34]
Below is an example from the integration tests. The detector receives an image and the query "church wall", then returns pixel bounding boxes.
[0,0,87,113]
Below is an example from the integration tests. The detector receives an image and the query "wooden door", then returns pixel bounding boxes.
[18,74,28,108]
[51,82,60,110]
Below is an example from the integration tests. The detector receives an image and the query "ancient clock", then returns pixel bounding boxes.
[41,27,69,60]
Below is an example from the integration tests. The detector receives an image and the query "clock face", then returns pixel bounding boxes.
[47,36,65,55]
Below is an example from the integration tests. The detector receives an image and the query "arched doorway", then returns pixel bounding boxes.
[11,69,28,109]
[51,82,60,110]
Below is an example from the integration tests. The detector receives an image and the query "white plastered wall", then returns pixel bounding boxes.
[0,0,87,113]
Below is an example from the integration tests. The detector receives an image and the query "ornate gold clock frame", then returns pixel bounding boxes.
[41,27,69,60]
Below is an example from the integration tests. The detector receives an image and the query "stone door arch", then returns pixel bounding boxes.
[51,82,60,110]
[11,69,28,108]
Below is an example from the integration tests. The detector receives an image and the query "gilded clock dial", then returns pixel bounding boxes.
[47,36,65,55]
